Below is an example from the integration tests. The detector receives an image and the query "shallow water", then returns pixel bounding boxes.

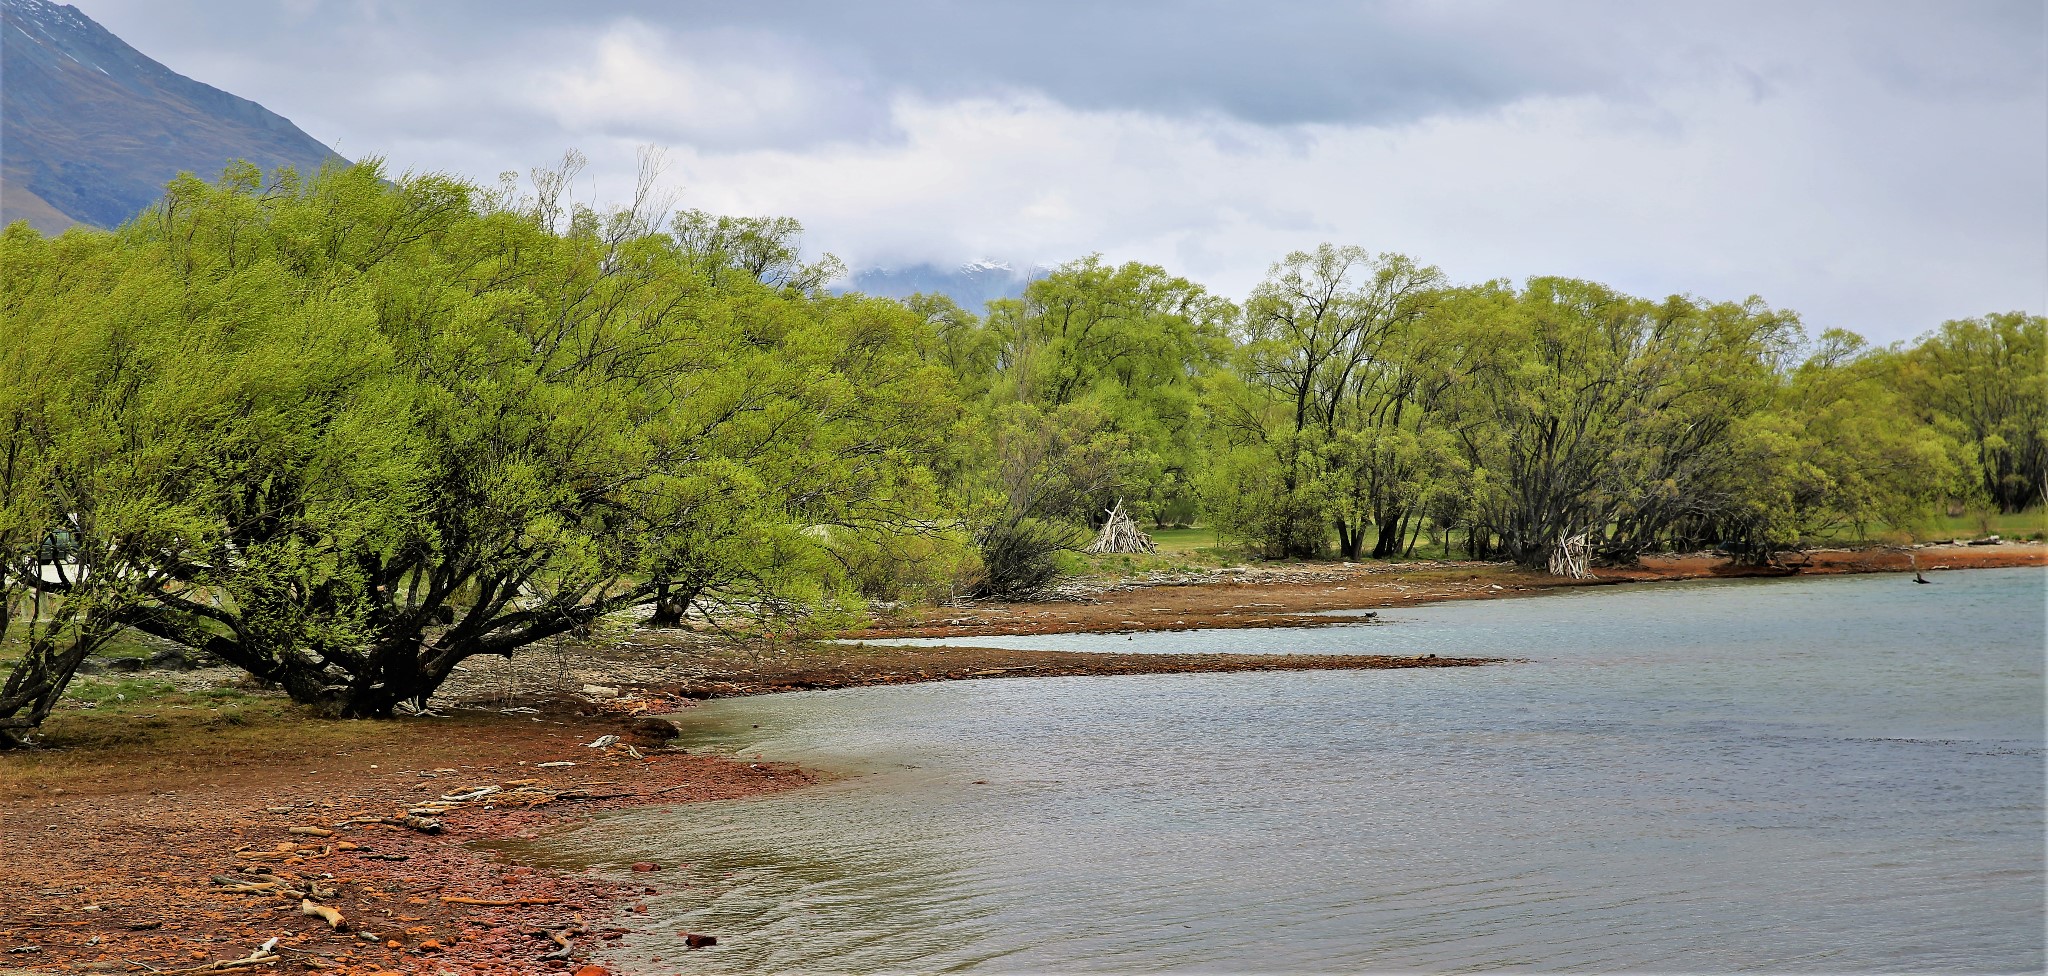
[524,568,2046,974]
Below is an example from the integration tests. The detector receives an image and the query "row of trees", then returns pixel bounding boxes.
[947,245,2040,574]
[1,161,2040,738]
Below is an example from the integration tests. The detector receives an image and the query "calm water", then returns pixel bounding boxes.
[525,568,2046,974]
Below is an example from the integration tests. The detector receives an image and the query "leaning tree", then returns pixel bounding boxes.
[1,160,958,724]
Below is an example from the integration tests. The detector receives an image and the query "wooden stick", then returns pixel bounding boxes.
[538,927,577,961]
[154,952,278,974]
[440,896,560,907]
[299,899,347,931]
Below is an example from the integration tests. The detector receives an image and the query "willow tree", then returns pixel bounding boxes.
[1,161,959,721]
[1897,312,2047,514]
[0,227,155,742]
[0,211,414,739]
[1448,279,1799,566]
[1700,330,1963,551]
[1216,245,1444,558]
[978,256,1234,527]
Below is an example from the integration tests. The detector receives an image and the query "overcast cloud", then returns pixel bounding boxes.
[70,0,2047,343]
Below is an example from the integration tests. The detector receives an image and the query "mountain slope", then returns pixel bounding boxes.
[845,260,1045,311]
[1,0,344,233]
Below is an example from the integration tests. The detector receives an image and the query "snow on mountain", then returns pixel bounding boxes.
[1,0,345,233]
[844,259,1046,311]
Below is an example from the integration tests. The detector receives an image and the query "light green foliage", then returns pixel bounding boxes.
[1,159,963,724]
[5,156,2037,737]
[1210,245,1446,558]
[1896,312,2046,513]
[910,257,1232,594]
[1717,331,1964,545]
[981,256,1234,526]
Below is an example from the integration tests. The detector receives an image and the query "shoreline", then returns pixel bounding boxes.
[857,542,2048,641]
[3,543,2039,975]
[0,708,813,976]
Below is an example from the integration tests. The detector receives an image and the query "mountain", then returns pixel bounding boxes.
[1,0,344,233]
[844,260,1046,311]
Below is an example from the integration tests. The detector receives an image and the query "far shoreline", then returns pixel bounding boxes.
[854,541,2048,644]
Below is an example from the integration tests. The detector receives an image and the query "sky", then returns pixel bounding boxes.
[71,0,2048,344]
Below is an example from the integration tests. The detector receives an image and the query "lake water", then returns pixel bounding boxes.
[526,568,2046,973]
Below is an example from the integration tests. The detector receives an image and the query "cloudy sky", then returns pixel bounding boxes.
[74,0,2047,343]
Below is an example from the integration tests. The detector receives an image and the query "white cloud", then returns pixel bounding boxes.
[641,75,2042,341]
[529,23,887,150]
[67,0,2048,342]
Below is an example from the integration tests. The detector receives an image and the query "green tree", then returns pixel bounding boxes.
[1220,244,1444,558]
[980,256,1233,527]
[1897,312,2047,513]
[1448,280,1798,566]
[2,160,960,722]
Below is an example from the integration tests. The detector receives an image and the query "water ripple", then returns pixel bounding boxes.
[523,568,2045,974]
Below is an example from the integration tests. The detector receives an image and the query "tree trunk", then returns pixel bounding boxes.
[1370,510,1405,559]
[649,583,686,628]
[1335,519,1364,560]
[0,625,117,746]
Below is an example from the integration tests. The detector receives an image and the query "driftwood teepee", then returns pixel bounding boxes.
[1085,499,1157,554]
[1548,531,1592,579]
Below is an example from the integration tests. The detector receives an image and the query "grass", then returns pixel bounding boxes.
[1805,507,2048,547]
[1147,526,1223,554]
[0,624,170,665]
[4,672,300,756]
[1905,508,2047,541]
[1061,523,1249,578]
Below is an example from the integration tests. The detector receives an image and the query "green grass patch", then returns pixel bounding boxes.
[1062,528,1246,578]
[1804,507,2047,546]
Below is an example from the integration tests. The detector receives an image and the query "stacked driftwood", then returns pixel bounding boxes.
[1084,500,1156,555]
[1548,532,1592,579]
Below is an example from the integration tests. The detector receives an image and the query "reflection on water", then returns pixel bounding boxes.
[519,568,2045,974]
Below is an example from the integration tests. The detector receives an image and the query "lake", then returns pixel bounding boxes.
[524,567,2046,973]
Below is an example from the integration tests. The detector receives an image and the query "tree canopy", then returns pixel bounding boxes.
[1,158,2039,739]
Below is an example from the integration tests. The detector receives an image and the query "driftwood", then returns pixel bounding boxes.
[395,815,443,834]
[1084,500,1156,555]
[536,925,583,961]
[441,896,560,907]
[299,899,347,931]
[1548,532,1591,579]
[158,940,279,974]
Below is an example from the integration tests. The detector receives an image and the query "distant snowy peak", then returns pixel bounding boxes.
[7,0,111,73]
[844,259,1048,310]
[6,0,92,35]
